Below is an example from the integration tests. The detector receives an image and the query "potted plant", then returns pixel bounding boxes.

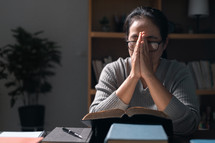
[0,27,61,130]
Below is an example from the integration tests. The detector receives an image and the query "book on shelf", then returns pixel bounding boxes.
[92,60,102,82]
[104,123,168,143]
[211,63,215,89]
[92,60,99,82]
[187,62,198,88]
[92,56,113,82]
[191,61,205,89]
[81,106,173,143]
[187,60,214,90]
[200,60,212,89]
[42,127,92,143]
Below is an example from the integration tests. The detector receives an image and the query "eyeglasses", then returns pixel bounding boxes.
[126,40,163,52]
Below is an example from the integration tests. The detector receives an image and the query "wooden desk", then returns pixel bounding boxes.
[41,128,215,143]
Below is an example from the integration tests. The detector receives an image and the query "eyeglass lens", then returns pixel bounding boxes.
[128,41,160,51]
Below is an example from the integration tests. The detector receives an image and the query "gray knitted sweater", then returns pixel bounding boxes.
[89,57,200,135]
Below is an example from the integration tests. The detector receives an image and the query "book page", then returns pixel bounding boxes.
[82,108,125,120]
[126,107,168,118]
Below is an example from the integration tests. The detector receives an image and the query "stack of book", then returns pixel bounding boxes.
[190,139,215,143]
[82,107,173,143]
[187,60,215,89]
[92,56,112,82]
[104,123,168,143]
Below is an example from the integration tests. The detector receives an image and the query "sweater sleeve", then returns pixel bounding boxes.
[163,64,200,135]
[89,59,129,113]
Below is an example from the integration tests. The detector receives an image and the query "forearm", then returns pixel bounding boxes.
[144,74,173,111]
[116,74,139,104]
[89,91,128,113]
[90,58,136,113]
[90,72,139,112]
[146,75,199,134]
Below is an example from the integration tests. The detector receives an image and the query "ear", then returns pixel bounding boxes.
[163,37,169,50]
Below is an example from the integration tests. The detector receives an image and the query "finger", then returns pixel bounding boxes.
[140,40,143,61]
[140,37,144,54]
[143,36,149,53]
[134,32,142,54]
[139,33,144,67]
[138,32,144,53]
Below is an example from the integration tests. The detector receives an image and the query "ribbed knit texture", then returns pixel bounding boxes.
[89,57,200,135]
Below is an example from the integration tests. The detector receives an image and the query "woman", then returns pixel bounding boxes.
[89,7,200,135]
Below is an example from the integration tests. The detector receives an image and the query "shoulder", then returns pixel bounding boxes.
[100,57,130,80]
[160,58,188,72]
[104,57,131,73]
[108,57,130,66]
[161,58,186,67]
[159,58,191,81]
[160,59,194,84]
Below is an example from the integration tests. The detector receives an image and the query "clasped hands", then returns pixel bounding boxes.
[130,32,155,81]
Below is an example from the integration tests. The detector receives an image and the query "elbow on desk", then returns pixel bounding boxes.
[173,111,200,136]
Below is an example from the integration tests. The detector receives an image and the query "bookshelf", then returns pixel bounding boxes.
[88,0,162,107]
[91,32,215,39]
[88,33,215,106]
[88,0,215,125]
[88,0,215,135]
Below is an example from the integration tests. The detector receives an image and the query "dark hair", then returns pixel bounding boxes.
[124,7,168,42]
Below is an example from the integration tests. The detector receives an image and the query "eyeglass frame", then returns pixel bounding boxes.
[126,40,163,52]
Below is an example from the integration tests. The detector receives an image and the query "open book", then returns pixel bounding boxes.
[82,107,173,143]
[82,106,168,121]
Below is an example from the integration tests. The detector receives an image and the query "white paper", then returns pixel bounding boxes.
[0,131,44,138]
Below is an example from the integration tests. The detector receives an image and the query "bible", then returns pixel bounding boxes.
[81,107,173,143]
[82,106,168,121]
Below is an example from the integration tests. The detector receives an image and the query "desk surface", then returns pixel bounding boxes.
[1,128,214,143]
[89,129,215,143]
[172,130,215,143]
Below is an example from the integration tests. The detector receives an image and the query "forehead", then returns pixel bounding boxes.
[128,18,161,39]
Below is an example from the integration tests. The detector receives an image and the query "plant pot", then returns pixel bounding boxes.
[18,105,45,131]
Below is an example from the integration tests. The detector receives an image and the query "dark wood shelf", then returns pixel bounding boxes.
[90,32,215,39]
[196,89,215,95]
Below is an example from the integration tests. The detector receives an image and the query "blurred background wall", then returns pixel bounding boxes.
[0,0,88,131]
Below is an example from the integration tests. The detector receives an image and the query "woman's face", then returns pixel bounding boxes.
[127,17,167,65]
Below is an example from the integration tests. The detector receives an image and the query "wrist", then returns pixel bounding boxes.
[128,73,140,82]
[142,73,156,82]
